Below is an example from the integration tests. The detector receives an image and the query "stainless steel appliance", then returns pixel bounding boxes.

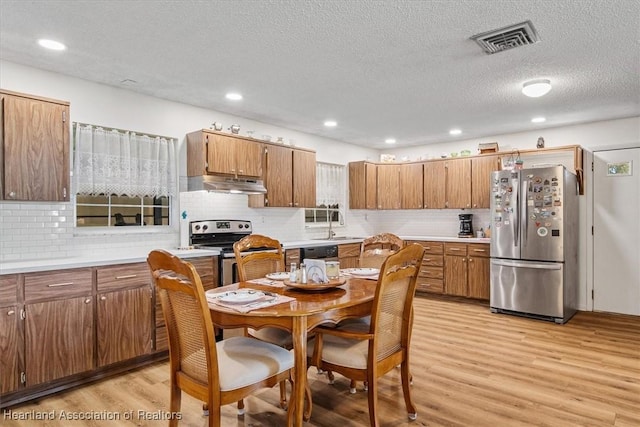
[490,165,579,323]
[458,214,474,237]
[190,219,276,286]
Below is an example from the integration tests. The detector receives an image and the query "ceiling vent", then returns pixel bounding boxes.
[471,20,540,54]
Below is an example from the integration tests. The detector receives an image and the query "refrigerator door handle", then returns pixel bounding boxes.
[491,259,562,270]
[513,174,519,247]
[522,178,529,246]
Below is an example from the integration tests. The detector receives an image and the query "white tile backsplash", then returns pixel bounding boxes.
[1,192,490,263]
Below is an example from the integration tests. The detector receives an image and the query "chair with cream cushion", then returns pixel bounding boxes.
[147,249,294,427]
[233,234,296,409]
[307,243,425,427]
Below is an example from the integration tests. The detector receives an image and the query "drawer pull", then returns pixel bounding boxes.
[424,258,432,262]
[473,249,487,252]
[48,282,74,287]
[449,248,461,251]
[115,274,138,280]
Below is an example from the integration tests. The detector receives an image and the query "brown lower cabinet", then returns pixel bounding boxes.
[408,241,445,293]
[0,255,218,408]
[154,256,218,352]
[0,274,20,395]
[444,242,490,299]
[338,243,361,268]
[408,240,489,299]
[25,296,94,386]
[285,248,301,270]
[24,268,94,387]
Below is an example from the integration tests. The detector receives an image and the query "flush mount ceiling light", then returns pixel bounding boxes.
[324,120,337,127]
[531,117,546,123]
[37,38,66,51]
[449,129,462,136]
[225,92,243,101]
[385,138,396,144]
[522,79,552,97]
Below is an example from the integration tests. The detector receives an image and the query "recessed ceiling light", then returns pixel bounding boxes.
[449,129,462,136]
[324,120,337,127]
[385,138,396,144]
[37,39,66,51]
[225,92,243,101]
[522,79,552,97]
[531,117,546,123]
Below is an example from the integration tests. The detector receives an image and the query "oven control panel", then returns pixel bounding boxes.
[190,220,252,235]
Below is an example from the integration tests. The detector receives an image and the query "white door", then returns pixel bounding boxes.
[593,147,640,315]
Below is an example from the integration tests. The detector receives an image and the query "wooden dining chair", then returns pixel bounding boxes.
[233,234,295,408]
[359,232,405,268]
[307,243,425,427]
[147,249,294,427]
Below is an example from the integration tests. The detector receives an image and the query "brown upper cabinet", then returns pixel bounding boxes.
[400,163,424,209]
[248,143,316,208]
[0,90,70,201]
[349,145,583,210]
[186,130,263,178]
[445,158,472,209]
[424,158,472,209]
[349,161,377,209]
[423,161,446,209]
[376,164,401,209]
[471,156,502,208]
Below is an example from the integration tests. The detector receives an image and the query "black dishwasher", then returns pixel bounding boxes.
[300,245,339,261]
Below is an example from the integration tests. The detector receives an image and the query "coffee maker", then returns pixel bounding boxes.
[458,214,474,238]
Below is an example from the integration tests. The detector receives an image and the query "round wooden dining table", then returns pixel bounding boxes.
[207,277,377,427]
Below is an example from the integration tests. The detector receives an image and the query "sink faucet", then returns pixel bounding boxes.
[327,209,343,240]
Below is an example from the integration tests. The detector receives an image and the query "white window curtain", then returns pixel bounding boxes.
[74,124,177,197]
[316,162,345,207]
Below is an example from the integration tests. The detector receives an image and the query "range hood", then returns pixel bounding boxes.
[187,175,267,194]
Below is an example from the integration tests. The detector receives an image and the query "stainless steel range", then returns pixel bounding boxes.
[189,219,275,286]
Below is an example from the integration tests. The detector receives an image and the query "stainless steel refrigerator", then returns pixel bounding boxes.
[490,165,579,323]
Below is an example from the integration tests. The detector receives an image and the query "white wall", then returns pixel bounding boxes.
[2,61,639,312]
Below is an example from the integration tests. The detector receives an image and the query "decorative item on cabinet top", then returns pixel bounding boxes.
[478,141,499,154]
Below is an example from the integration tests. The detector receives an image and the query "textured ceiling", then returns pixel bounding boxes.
[1,0,639,148]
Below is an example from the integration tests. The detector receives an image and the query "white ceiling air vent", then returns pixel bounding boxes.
[471,20,540,54]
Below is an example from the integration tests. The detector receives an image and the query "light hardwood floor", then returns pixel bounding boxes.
[4,295,639,426]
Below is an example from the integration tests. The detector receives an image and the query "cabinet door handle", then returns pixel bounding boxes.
[8,191,16,199]
[85,298,92,304]
[115,274,137,280]
[100,296,107,301]
[238,169,244,173]
[7,310,15,316]
[48,282,74,287]
[468,258,474,262]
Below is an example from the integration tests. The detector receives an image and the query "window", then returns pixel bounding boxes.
[76,194,169,227]
[305,162,345,227]
[73,123,177,228]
